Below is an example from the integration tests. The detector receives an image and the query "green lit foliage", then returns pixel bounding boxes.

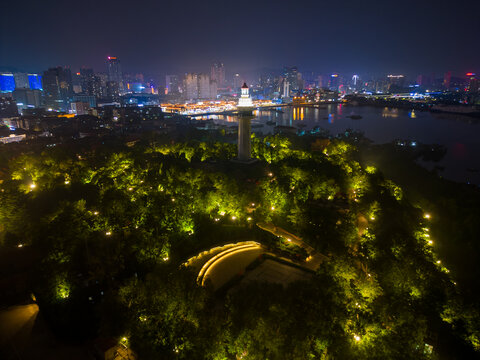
[365,165,377,174]
[252,134,295,163]
[213,278,350,359]
[382,179,403,201]
[441,299,480,351]
[0,133,477,358]
[54,273,71,300]
[146,141,235,162]
[119,267,211,358]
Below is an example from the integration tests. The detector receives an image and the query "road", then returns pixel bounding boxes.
[0,304,39,351]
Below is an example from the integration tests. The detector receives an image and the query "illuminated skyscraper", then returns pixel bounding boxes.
[80,68,103,98]
[233,73,241,91]
[209,79,217,99]
[184,73,198,100]
[184,73,216,100]
[0,74,16,93]
[106,81,120,101]
[352,75,359,86]
[165,75,180,94]
[198,74,211,99]
[283,80,290,98]
[387,74,405,91]
[42,67,73,111]
[283,66,302,92]
[466,73,479,92]
[28,74,43,90]
[329,74,339,91]
[106,56,124,92]
[211,63,225,88]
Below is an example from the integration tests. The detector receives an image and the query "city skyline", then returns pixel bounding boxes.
[1,0,479,76]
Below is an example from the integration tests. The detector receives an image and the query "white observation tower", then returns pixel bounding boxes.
[238,82,253,108]
[237,83,254,162]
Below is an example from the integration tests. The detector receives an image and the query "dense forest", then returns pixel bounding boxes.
[0,133,479,359]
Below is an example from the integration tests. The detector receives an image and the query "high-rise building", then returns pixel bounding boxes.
[211,63,225,88]
[12,89,42,111]
[233,74,241,91]
[80,68,103,98]
[352,75,360,87]
[97,73,108,94]
[317,75,326,89]
[209,79,217,99]
[72,72,82,93]
[106,81,120,101]
[387,75,405,91]
[283,80,290,98]
[42,67,73,111]
[106,56,124,92]
[14,73,29,89]
[198,74,211,99]
[466,73,479,92]
[184,73,216,100]
[0,74,16,93]
[443,71,452,89]
[28,74,43,90]
[283,66,302,92]
[416,74,431,87]
[165,75,180,94]
[184,73,198,100]
[329,74,340,91]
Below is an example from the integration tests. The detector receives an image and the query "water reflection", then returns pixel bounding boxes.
[337,103,343,116]
[200,105,479,185]
[292,107,304,121]
[382,107,399,118]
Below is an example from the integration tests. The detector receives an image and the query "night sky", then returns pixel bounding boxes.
[1,0,479,76]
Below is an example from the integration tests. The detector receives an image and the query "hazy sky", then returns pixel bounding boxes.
[1,0,479,77]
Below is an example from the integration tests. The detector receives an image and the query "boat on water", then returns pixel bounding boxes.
[348,115,362,120]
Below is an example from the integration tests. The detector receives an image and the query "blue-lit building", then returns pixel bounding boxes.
[28,74,43,90]
[0,74,16,93]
